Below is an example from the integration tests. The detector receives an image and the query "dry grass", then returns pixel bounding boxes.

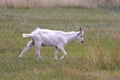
[0,0,120,8]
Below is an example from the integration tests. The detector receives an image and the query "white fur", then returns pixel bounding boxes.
[22,34,33,38]
[18,28,84,60]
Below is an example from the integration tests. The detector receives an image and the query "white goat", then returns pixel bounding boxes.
[18,27,84,60]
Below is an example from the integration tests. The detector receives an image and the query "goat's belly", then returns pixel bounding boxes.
[42,41,57,47]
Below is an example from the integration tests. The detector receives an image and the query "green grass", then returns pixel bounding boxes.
[0,8,120,80]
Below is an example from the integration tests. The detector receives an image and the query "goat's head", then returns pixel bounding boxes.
[76,27,84,43]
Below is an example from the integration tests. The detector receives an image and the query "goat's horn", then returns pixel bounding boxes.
[79,27,82,31]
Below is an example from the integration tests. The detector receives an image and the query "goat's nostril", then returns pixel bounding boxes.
[81,41,84,43]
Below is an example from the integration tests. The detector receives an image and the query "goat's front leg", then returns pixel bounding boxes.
[59,47,67,59]
[54,47,58,60]
[35,42,43,60]
[18,39,33,58]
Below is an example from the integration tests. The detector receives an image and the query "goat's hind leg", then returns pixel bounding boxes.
[18,39,34,58]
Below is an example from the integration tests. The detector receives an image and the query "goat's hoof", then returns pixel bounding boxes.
[55,58,57,60]
[18,56,22,59]
[39,58,43,61]
[60,57,64,59]
[60,55,66,59]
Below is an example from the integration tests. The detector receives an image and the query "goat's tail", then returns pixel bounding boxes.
[22,34,33,38]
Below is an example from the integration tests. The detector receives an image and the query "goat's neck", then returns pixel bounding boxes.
[65,32,79,43]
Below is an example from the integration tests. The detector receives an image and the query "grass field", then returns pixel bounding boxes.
[0,8,120,80]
